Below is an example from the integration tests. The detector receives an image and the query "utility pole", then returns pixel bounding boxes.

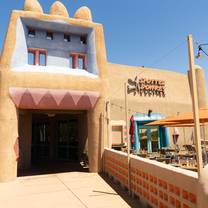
[187,34,203,177]
[124,82,131,193]
[106,100,111,148]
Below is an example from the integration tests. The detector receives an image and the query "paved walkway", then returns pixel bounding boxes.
[0,172,142,208]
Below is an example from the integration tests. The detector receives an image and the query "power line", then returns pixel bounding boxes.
[193,39,200,46]
[150,39,186,66]
[110,102,144,115]
[110,40,187,98]
[109,40,187,106]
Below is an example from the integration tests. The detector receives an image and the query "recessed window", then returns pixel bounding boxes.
[46,31,53,40]
[69,56,73,68]
[78,54,87,69]
[80,36,87,44]
[28,49,47,66]
[78,57,84,69]
[39,52,46,66]
[64,34,71,42]
[70,53,87,70]
[28,28,36,38]
[28,51,35,65]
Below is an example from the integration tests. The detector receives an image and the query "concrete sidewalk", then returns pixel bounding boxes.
[0,172,142,208]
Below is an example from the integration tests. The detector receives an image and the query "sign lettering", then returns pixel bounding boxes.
[127,76,165,97]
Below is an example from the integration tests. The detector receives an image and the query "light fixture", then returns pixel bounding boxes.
[148,109,152,117]
[196,44,208,59]
[47,113,56,117]
[196,47,203,59]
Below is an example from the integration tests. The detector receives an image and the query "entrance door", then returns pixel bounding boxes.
[32,114,79,163]
[138,126,160,153]
[57,119,79,161]
[150,128,160,152]
[139,128,148,151]
[32,121,50,161]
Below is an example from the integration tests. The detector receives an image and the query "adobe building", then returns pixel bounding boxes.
[0,0,206,182]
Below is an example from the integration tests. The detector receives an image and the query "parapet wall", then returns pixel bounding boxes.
[104,148,208,208]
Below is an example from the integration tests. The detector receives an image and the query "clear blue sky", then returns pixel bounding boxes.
[1,0,208,82]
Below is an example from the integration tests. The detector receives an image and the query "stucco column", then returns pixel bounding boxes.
[195,67,208,108]
[0,97,18,182]
[88,98,104,172]
[188,66,208,109]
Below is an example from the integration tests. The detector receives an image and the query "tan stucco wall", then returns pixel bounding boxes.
[0,10,109,181]
[107,63,194,147]
[107,62,192,117]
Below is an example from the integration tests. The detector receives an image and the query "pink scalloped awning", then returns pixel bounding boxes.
[9,88,100,110]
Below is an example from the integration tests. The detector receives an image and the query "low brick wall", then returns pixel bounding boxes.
[104,148,129,188]
[104,148,207,208]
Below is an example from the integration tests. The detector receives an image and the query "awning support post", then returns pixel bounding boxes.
[187,34,203,177]
[124,82,131,194]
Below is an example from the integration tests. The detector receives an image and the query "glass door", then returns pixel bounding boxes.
[150,128,160,152]
[139,128,148,151]
[138,126,160,153]
[57,119,79,161]
[32,122,50,161]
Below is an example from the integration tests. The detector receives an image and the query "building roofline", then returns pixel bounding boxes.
[107,62,187,76]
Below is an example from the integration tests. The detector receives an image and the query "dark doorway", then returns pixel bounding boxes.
[18,111,88,176]
[32,114,79,162]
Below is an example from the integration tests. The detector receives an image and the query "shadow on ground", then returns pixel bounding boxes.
[100,173,145,208]
[18,161,88,177]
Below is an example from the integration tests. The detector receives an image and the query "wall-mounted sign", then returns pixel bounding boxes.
[127,76,165,97]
